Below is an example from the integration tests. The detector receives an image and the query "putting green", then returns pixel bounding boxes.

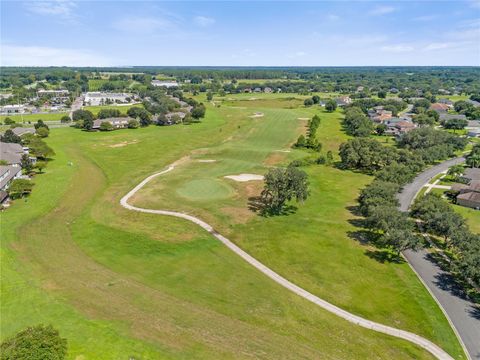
[176,178,233,201]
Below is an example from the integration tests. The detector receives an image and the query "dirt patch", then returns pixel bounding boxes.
[221,206,255,224]
[264,152,286,166]
[109,140,138,148]
[197,159,217,163]
[249,112,264,118]
[224,174,264,182]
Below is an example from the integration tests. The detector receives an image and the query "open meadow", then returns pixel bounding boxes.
[0,94,465,359]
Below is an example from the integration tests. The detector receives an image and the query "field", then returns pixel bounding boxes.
[0,94,464,359]
[0,112,69,123]
[82,104,139,116]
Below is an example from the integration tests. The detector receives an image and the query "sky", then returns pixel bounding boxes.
[1,0,479,67]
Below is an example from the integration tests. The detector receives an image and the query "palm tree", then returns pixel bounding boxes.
[466,153,480,168]
[447,164,465,180]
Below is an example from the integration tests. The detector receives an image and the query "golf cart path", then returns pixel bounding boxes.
[120,162,455,360]
[398,157,479,360]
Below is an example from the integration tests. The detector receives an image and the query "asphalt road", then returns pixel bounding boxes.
[398,156,480,360]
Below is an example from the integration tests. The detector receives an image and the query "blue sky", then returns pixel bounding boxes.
[1,0,479,66]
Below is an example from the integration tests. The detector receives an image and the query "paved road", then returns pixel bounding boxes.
[120,160,455,360]
[398,156,480,360]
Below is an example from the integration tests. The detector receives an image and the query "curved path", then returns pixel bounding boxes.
[398,157,479,360]
[121,162,455,360]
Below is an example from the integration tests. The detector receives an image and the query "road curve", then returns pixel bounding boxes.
[397,156,479,360]
[120,162,455,360]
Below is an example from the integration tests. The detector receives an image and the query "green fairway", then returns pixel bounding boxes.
[177,178,234,201]
[0,95,464,359]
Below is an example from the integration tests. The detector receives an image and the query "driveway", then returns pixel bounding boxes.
[398,156,480,359]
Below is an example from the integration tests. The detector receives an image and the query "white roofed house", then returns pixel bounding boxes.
[335,96,352,107]
[0,104,25,115]
[84,92,135,106]
[151,80,179,88]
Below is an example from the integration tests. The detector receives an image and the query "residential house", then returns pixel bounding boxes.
[437,98,454,107]
[467,99,480,108]
[452,169,480,209]
[356,86,364,93]
[439,113,468,122]
[0,142,26,165]
[243,88,252,93]
[151,80,179,88]
[0,104,25,115]
[460,168,480,183]
[253,87,262,93]
[335,96,352,107]
[0,165,22,192]
[429,103,450,113]
[389,87,399,93]
[368,106,393,123]
[264,87,273,93]
[92,117,132,130]
[11,127,36,137]
[468,129,480,138]
[384,118,416,136]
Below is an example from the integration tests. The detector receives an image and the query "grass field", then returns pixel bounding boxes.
[0,112,69,124]
[0,94,465,359]
[132,96,463,358]
[82,104,140,116]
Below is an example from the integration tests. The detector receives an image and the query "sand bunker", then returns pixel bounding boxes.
[224,174,264,182]
[249,112,264,118]
[298,117,310,121]
[249,97,258,101]
[109,140,138,148]
[275,149,291,153]
[197,159,217,163]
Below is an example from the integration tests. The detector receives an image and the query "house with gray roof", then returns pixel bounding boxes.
[11,127,36,137]
[92,117,132,130]
[0,142,25,165]
[439,113,467,122]
[467,99,480,107]
[0,165,22,191]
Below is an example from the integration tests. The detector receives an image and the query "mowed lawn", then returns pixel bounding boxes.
[1,112,69,123]
[0,99,462,358]
[132,100,464,359]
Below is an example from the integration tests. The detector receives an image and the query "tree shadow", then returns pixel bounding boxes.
[365,249,405,264]
[347,230,376,245]
[468,305,480,320]
[346,205,362,216]
[247,196,297,217]
[433,271,467,300]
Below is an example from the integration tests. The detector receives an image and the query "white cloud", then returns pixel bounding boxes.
[369,6,396,16]
[25,0,76,18]
[194,16,215,27]
[327,14,340,21]
[423,42,452,51]
[112,17,173,33]
[381,44,414,53]
[0,44,115,66]
[320,34,388,46]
